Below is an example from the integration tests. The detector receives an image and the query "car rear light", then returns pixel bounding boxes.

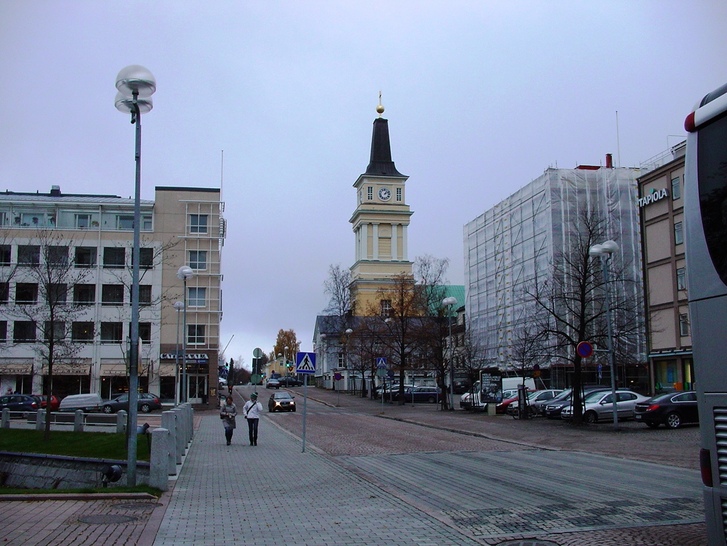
[646,404,660,412]
[700,448,713,487]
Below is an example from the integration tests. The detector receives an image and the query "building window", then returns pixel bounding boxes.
[367,186,373,200]
[15,283,38,304]
[187,324,205,345]
[75,247,97,268]
[380,299,392,317]
[676,267,686,291]
[396,187,402,202]
[103,247,126,268]
[142,215,152,230]
[74,284,95,305]
[140,248,153,268]
[190,214,208,234]
[0,321,6,342]
[100,322,123,343]
[72,322,94,342]
[18,245,40,266]
[48,283,68,305]
[671,176,681,201]
[13,321,36,343]
[674,221,684,245]
[188,287,206,307]
[189,250,207,271]
[139,322,151,342]
[0,283,7,304]
[44,321,65,342]
[47,246,69,266]
[0,245,10,266]
[679,313,690,337]
[75,214,92,228]
[102,284,124,305]
[117,215,134,230]
[129,285,152,306]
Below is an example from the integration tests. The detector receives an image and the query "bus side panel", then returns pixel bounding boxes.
[702,393,727,546]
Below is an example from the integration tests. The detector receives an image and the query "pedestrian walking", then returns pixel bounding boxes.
[220,395,237,445]
[243,392,263,446]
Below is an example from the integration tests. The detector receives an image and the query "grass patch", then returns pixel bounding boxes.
[0,429,150,461]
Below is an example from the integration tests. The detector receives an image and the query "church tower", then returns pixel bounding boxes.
[349,100,413,315]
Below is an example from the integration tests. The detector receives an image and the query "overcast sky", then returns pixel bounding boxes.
[1,1,726,369]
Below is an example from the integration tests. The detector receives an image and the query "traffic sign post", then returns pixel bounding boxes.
[296,352,316,453]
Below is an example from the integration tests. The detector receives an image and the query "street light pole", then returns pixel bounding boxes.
[173,301,184,405]
[115,64,156,486]
[442,297,458,411]
[589,240,620,430]
[177,266,194,403]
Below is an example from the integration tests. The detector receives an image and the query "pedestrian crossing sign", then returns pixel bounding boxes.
[296,352,316,374]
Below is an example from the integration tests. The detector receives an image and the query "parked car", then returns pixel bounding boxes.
[0,394,39,414]
[507,389,563,418]
[33,394,60,411]
[59,393,104,412]
[634,391,699,429]
[394,386,442,404]
[268,391,296,412]
[561,389,650,423]
[266,378,281,389]
[543,387,610,419]
[277,376,303,387]
[100,393,162,414]
[495,391,535,414]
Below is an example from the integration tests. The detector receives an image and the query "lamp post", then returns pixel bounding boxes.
[442,297,457,411]
[284,345,290,374]
[177,266,194,403]
[115,64,156,486]
[173,301,184,405]
[589,240,619,430]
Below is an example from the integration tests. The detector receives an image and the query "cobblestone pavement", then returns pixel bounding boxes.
[0,386,708,545]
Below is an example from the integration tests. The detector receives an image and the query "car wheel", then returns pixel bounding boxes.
[427,396,436,404]
[528,407,538,419]
[102,405,113,414]
[584,411,598,424]
[140,403,151,413]
[666,412,682,429]
[292,407,296,412]
[646,421,660,429]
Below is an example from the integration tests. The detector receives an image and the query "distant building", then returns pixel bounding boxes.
[0,185,225,405]
[637,142,693,393]
[464,159,647,388]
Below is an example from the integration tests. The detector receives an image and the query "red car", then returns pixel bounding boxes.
[33,394,60,411]
[495,390,535,414]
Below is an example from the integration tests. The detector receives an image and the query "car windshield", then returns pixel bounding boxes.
[584,390,607,402]
[274,392,293,400]
[550,388,573,402]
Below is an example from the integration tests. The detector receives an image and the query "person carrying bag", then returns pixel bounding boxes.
[242,392,263,446]
[220,395,237,445]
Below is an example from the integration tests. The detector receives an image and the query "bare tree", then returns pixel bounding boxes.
[7,230,92,438]
[323,264,352,318]
[524,211,643,424]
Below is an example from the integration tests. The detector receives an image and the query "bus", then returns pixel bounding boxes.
[684,80,727,546]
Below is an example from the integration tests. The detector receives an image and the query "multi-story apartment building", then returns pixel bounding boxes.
[638,142,693,393]
[0,185,224,406]
[464,158,647,388]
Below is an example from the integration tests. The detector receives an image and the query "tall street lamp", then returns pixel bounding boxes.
[177,265,194,403]
[442,297,458,411]
[173,301,185,405]
[115,64,156,486]
[589,240,619,430]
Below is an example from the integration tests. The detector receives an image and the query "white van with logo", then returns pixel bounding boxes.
[59,393,103,412]
[460,377,535,410]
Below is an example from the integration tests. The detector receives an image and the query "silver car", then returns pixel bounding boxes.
[561,390,650,423]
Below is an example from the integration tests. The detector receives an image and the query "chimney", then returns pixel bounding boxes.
[50,185,61,197]
[605,154,613,168]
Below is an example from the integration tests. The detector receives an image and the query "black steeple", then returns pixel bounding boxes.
[365,116,404,177]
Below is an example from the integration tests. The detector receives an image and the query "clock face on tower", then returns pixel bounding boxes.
[378,187,391,201]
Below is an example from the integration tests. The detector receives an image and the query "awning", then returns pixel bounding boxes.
[0,361,33,374]
[159,363,177,377]
[100,363,128,377]
[49,363,90,376]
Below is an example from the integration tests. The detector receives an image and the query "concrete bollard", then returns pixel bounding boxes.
[117,410,127,434]
[74,410,84,432]
[172,407,185,461]
[35,409,45,431]
[161,410,178,472]
[1,408,9,428]
[149,427,170,491]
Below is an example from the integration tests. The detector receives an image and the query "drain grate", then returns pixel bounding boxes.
[78,514,137,525]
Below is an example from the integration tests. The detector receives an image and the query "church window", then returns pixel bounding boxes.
[396,188,402,201]
[367,186,373,200]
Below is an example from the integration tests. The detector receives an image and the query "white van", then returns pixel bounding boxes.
[59,393,103,412]
[460,377,535,410]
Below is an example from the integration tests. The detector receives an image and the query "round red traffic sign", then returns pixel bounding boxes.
[576,341,594,358]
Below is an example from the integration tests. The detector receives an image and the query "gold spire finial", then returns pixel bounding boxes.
[376,91,385,116]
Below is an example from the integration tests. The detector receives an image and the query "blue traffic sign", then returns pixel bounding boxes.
[296,352,316,374]
[376,357,387,369]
